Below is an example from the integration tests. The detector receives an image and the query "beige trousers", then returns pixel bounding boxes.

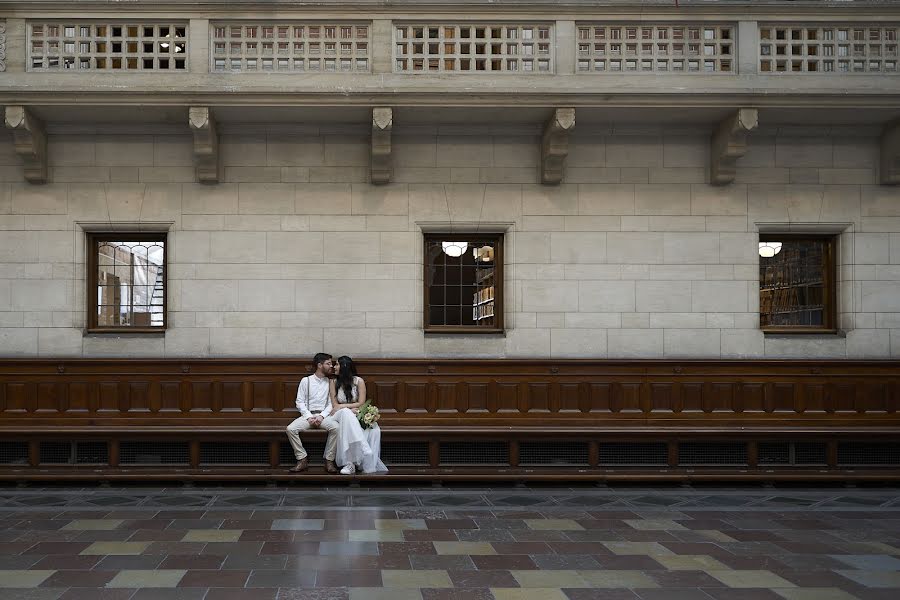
[286,415,339,461]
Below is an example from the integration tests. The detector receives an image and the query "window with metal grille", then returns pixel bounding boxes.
[837,442,900,466]
[395,24,553,73]
[381,441,429,466]
[0,441,29,465]
[76,442,109,464]
[87,232,167,332]
[40,441,73,464]
[760,24,899,74]
[440,441,509,465]
[211,22,370,73]
[120,441,190,465]
[199,442,268,465]
[28,22,188,71]
[520,441,589,465]
[758,442,790,465]
[679,442,748,466]
[576,24,733,73]
[599,442,667,466]
[279,441,326,465]
[794,442,827,465]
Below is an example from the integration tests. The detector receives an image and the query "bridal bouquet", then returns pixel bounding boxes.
[357,400,380,430]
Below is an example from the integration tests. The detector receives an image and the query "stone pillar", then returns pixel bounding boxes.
[189,18,209,74]
[738,20,758,75]
[555,20,576,75]
[3,19,26,73]
[371,19,392,74]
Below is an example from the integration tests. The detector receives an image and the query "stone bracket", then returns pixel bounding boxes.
[4,105,47,184]
[541,108,576,185]
[189,106,220,184]
[880,119,900,185]
[710,107,758,186]
[371,107,393,185]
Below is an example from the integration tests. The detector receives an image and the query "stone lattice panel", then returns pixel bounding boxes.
[394,23,553,73]
[27,21,188,71]
[0,21,6,72]
[211,23,370,72]
[576,24,734,73]
[759,24,900,73]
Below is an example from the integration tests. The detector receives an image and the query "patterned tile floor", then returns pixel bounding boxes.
[0,485,898,599]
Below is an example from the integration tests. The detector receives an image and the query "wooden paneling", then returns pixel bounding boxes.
[0,359,898,428]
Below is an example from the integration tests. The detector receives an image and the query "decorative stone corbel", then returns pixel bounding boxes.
[371,107,392,185]
[541,108,576,185]
[189,106,220,184]
[879,119,900,185]
[710,108,758,185]
[4,106,47,184]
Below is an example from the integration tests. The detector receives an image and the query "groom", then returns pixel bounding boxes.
[285,352,340,473]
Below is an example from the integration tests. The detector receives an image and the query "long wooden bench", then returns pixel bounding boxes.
[1,358,899,482]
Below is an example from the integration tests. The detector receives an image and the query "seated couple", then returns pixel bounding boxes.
[285,353,387,475]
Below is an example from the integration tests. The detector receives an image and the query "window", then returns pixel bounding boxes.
[758,235,836,332]
[424,234,503,333]
[87,233,167,332]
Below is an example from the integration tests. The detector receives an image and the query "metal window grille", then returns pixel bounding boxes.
[520,441,589,466]
[758,442,791,465]
[120,441,190,465]
[794,442,827,465]
[440,441,509,465]
[28,21,188,71]
[599,442,667,466]
[199,442,268,465]
[279,441,326,465]
[577,24,733,74]
[679,442,748,466]
[760,24,899,74]
[394,24,553,73]
[39,441,73,464]
[76,442,109,464]
[0,441,29,465]
[211,22,370,73]
[381,441,429,466]
[837,442,900,466]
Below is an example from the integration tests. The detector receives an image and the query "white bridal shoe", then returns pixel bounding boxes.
[340,463,356,475]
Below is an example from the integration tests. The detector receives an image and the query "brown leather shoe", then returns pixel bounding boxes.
[288,457,308,473]
[325,460,338,474]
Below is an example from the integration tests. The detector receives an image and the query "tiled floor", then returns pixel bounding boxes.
[0,485,898,599]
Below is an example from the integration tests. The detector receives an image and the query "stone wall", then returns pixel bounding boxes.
[1,123,898,358]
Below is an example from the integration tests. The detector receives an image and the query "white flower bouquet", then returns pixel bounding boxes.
[356,400,380,430]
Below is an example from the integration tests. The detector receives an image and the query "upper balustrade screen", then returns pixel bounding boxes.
[394,23,553,73]
[210,22,371,73]
[760,24,899,73]
[576,24,735,73]
[27,21,188,71]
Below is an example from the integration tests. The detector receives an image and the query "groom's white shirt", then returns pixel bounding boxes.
[295,374,333,420]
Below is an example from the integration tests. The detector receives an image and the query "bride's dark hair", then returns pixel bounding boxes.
[336,355,358,403]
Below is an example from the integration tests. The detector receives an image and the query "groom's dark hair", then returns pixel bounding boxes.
[312,353,332,370]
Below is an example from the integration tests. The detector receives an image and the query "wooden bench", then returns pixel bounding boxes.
[1,358,899,482]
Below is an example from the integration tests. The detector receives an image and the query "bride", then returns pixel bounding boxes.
[329,355,387,475]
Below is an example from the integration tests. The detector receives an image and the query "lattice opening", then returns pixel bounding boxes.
[758,442,790,465]
[599,442,667,466]
[200,442,268,465]
[0,441,29,465]
[40,441,73,464]
[440,441,509,465]
[794,442,827,465]
[120,441,190,465]
[837,442,900,466]
[520,441,589,465]
[679,441,747,466]
[279,441,326,465]
[381,441,429,466]
[75,442,109,464]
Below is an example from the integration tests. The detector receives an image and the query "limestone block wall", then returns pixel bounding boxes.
[0,122,898,358]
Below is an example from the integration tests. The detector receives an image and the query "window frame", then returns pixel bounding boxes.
[758,233,837,334]
[423,232,504,334]
[86,231,168,334]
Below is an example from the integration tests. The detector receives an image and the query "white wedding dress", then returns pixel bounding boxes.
[333,376,387,473]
